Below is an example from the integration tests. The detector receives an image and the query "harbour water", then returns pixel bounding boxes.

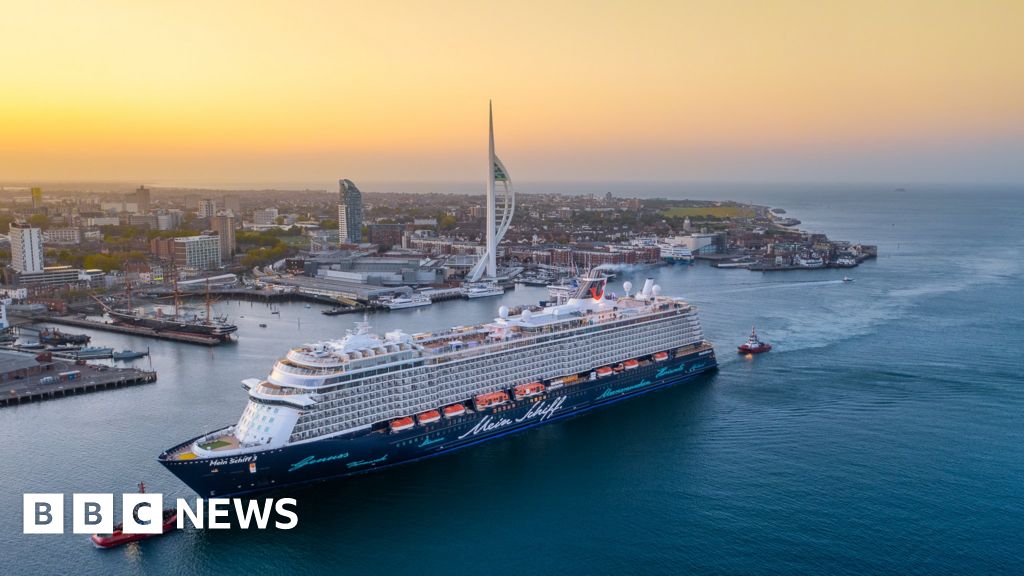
[1,185,1021,575]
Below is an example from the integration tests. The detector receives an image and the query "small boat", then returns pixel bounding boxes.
[259,323,267,328]
[322,308,348,316]
[91,482,177,549]
[443,404,466,418]
[304,304,312,308]
[112,349,149,361]
[91,508,178,548]
[271,310,280,315]
[596,366,613,378]
[17,341,45,350]
[513,382,545,400]
[842,276,853,282]
[623,359,640,370]
[653,352,669,362]
[738,326,772,354]
[474,390,509,410]
[417,410,441,425]
[390,417,415,433]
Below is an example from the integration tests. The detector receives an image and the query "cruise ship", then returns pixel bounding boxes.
[159,274,717,496]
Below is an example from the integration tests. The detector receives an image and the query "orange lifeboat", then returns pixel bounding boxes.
[513,381,545,400]
[623,359,640,370]
[474,391,509,410]
[390,417,415,433]
[417,410,441,425]
[596,367,613,378]
[653,352,669,362]
[443,403,466,418]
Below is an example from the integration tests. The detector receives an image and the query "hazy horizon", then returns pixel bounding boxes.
[2,2,1022,184]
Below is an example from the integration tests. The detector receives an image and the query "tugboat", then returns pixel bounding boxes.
[737,326,772,354]
[91,483,178,549]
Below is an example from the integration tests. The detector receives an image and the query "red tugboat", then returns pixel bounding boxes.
[91,483,178,549]
[737,326,772,354]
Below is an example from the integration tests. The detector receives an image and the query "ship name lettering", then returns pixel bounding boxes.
[288,452,350,473]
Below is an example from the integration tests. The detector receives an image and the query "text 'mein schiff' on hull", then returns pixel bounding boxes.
[159,274,718,496]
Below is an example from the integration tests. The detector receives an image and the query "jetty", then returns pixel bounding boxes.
[0,351,157,407]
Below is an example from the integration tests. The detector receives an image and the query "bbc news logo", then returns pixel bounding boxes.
[24,494,298,534]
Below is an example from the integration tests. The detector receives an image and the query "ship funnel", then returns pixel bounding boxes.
[641,278,655,298]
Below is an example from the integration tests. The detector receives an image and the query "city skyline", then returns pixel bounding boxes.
[1,1,1022,185]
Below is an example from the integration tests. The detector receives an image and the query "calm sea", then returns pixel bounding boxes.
[0,185,1021,575]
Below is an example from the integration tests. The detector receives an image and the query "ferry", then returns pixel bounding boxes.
[462,282,504,299]
[658,244,694,265]
[383,294,432,310]
[159,274,717,497]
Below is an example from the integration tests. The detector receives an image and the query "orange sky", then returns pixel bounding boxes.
[1,0,1022,185]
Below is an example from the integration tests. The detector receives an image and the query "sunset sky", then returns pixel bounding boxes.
[1,0,1022,185]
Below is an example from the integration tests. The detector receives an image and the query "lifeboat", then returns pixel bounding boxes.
[613,364,625,373]
[443,403,466,418]
[474,391,510,410]
[653,352,669,362]
[417,410,441,425]
[596,367,613,378]
[623,359,640,370]
[547,378,565,390]
[91,508,178,548]
[390,417,415,432]
[513,382,545,400]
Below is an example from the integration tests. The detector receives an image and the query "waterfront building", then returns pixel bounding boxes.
[338,179,363,244]
[468,102,514,281]
[253,208,279,226]
[211,214,237,259]
[173,235,222,270]
[9,223,43,274]
[13,266,104,287]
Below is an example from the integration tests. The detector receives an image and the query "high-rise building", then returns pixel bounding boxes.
[468,102,514,281]
[135,185,151,213]
[174,235,222,270]
[10,223,44,274]
[338,179,363,244]
[211,214,237,260]
[31,187,42,209]
[198,198,216,218]
[223,195,241,215]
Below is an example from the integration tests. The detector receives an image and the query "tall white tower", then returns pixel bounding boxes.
[9,222,43,274]
[469,102,514,281]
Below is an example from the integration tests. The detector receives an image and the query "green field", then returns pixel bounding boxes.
[661,206,754,219]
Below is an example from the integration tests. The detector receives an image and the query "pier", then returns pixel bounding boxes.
[0,353,157,407]
[28,315,226,346]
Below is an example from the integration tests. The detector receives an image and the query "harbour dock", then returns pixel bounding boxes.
[0,351,157,407]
